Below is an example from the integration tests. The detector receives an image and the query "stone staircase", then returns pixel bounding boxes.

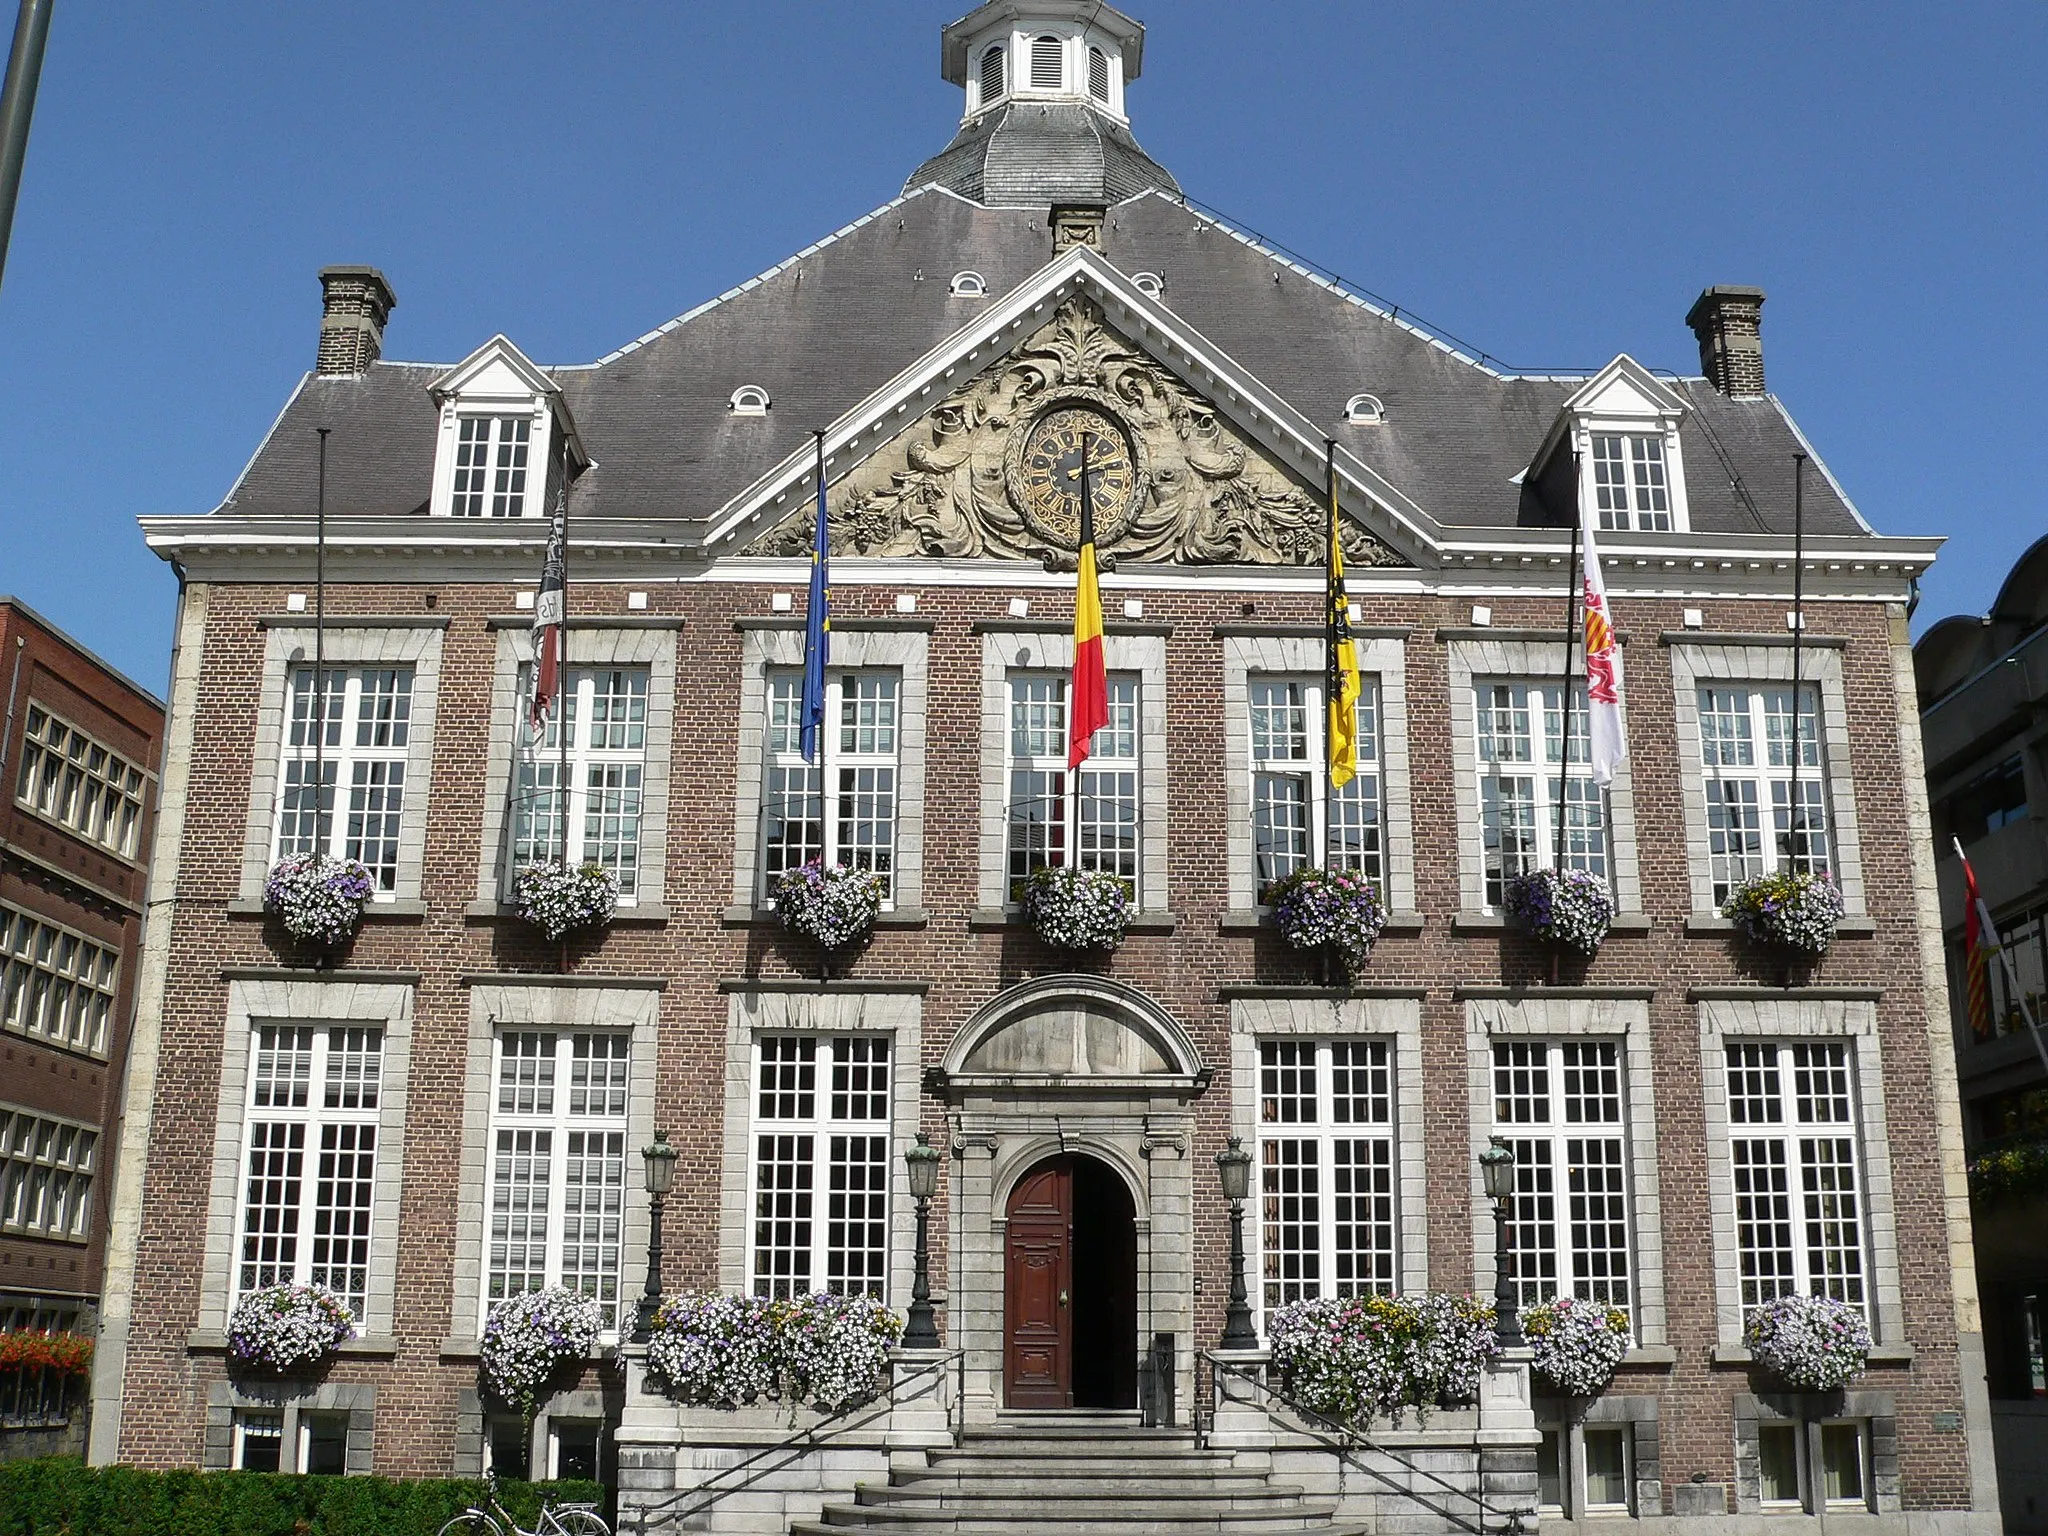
[788,1411,1366,1535]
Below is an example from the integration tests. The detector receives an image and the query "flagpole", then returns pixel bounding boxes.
[1958,837,2048,1076]
[557,486,570,870]
[1554,474,1582,873]
[1786,454,1807,875]
[314,426,329,855]
[1325,439,1339,868]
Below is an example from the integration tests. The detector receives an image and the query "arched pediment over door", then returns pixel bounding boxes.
[929,974,1209,1099]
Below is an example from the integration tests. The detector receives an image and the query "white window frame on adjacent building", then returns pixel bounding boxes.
[448,414,533,518]
[748,1033,893,1300]
[510,665,651,901]
[1247,674,1385,895]
[483,1028,633,1334]
[14,705,151,861]
[271,665,415,892]
[1002,670,1141,899]
[1696,682,1831,905]
[0,1104,97,1242]
[233,1022,384,1321]
[0,900,118,1057]
[760,668,903,904]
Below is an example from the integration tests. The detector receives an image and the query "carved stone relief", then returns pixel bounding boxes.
[744,298,1407,569]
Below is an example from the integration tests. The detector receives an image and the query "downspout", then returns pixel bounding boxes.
[0,627,25,824]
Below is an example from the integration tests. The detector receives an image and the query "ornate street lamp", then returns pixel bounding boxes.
[902,1131,942,1349]
[1480,1134,1524,1346]
[634,1130,678,1343]
[1215,1136,1259,1350]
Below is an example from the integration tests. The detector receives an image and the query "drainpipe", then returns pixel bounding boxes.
[0,628,26,828]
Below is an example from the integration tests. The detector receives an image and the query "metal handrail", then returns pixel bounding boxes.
[624,1349,962,1535]
[1200,1351,1528,1536]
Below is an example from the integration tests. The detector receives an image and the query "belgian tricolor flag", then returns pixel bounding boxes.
[1068,430,1109,768]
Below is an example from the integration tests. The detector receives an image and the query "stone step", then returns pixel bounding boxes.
[896,1467,1285,1491]
[795,1517,1349,1536]
[855,1487,1321,1513]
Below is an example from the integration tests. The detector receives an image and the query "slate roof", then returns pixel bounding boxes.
[216,185,1871,545]
[903,102,1181,207]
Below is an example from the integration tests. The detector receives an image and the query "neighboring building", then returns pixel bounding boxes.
[90,3,1995,1531]
[1917,537,2048,1531]
[0,595,164,1457]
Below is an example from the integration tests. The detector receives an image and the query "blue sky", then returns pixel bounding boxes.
[0,2,2041,693]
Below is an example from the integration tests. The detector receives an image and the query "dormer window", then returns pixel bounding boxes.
[729,385,771,416]
[1590,433,1670,531]
[1030,34,1065,90]
[950,271,987,298]
[450,415,530,518]
[1131,272,1164,298]
[1345,394,1386,426]
[1088,46,1111,102]
[979,45,1005,107]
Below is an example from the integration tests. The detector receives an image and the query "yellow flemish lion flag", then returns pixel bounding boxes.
[1326,443,1362,786]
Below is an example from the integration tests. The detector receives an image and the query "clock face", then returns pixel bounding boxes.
[1016,407,1137,548]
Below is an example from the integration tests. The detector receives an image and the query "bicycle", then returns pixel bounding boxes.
[437,1470,610,1536]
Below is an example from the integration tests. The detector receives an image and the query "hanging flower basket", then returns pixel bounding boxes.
[513,862,618,942]
[481,1287,603,1418]
[775,861,883,951]
[645,1291,902,1412]
[0,1330,93,1377]
[1504,868,1614,956]
[1743,1293,1870,1392]
[1266,1292,1499,1428]
[1723,870,1845,957]
[1022,866,1131,952]
[1265,867,1388,977]
[263,853,374,948]
[1524,1297,1631,1397]
[226,1283,355,1374]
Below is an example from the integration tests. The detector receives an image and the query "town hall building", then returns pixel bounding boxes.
[90,4,1996,1532]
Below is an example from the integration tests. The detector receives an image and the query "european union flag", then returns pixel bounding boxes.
[800,432,831,763]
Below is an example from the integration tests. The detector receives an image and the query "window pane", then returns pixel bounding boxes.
[1584,1427,1630,1509]
[1758,1423,1802,1505]
[1821,1423,1865,1505]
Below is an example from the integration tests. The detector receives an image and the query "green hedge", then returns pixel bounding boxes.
[0,1458,604,1536]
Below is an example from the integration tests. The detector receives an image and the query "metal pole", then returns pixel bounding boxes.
[903,1194,940,1349]
[314,427,329,855]
[1492,1195,1523,1346]
[1786,455,1807,873]
[1220,1198,1258,1349]
[0,0,53,295]
[1324,438,1339,870]
[634,1191,664,1344]
[1554,486,1582,871]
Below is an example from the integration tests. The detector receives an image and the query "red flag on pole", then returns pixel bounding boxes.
[530,486,567,730]
[1068,431,1109,768]
[1961,844,1998,1040]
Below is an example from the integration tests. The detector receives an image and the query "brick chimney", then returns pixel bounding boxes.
[1685,285,1766,397]
[316,265,397,377]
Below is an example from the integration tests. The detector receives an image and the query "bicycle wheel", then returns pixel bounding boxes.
[553,1510,610,1536]
[437,1514,505,1536]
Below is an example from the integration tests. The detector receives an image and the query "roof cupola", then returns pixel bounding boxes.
[905,0,1180,209]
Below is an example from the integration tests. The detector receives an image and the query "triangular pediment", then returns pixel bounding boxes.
[1529,354,1688,478]
[742,294,1408,569]
[429,334,557,403]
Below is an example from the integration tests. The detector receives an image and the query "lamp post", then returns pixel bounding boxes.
[902,1131,942,1349]
[1215,1136,1259,1350]
[1480,1134,1523,1346]
[634,1130,678,1343]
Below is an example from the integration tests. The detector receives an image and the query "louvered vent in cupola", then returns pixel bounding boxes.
[979,44,1005,106]
[1088,47,1110,102]
[1030,35,1064,90]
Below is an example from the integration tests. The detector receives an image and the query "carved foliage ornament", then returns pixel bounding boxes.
[746,298,1405,569]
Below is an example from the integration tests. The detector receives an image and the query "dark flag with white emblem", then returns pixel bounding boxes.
[530,485,567,731]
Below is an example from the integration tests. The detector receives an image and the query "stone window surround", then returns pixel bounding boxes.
[976,628,1168,914]
[447,981,663,1348]
[195,978,416,1343]
[1464,994,1669,1346]
[1732,1389,1900,1515]
[236,623,446,908]
[205,1380,375,1475]
[1229,994,1430,1307]
[1445,635,1645,918]
[1532,1392,1662,1523]
[1666,639,1866,918]
[1221,633,1416,918]
[454,1385,607,1479]
[729,625,930,916]
[717,987,924,1309]
[1695,996,1904,1348]
[471,625,678,912]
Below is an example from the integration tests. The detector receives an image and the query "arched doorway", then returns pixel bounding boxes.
[1003,1153,1138,1410]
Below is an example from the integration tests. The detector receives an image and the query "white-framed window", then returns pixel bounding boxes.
[760,669,900,903]
[1757,1419,1870,1512]
[449,415,531,517]
[1725,1040,1866,1316]
[299,1412,350,1475]
[273,666,414,891]
[978,43,1005,106]
[484,1029,631,1331]
[1256,1039,1397,1313]
[1590,433,1671,532]
[750,1034,890,1300]
[1697,684,1830,904]
[236,1409,287,1472]
[236,1023,382,1320]
[1004,672,1139,898]
[1476,681,1606,907]
[512,666,648,899]
[0,901,117,1056]
[1492,1040,1631,1312]
[1538,1424,1634,1518]
[0,1105,97,1241]
[1249,675,1383,894]
[1029,33,1065,90]
[14,706,149,860]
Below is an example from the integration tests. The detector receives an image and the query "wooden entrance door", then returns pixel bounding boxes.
[1004,1159,1073,1408]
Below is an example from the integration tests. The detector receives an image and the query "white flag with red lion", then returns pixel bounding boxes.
[1580,500,1627,785]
